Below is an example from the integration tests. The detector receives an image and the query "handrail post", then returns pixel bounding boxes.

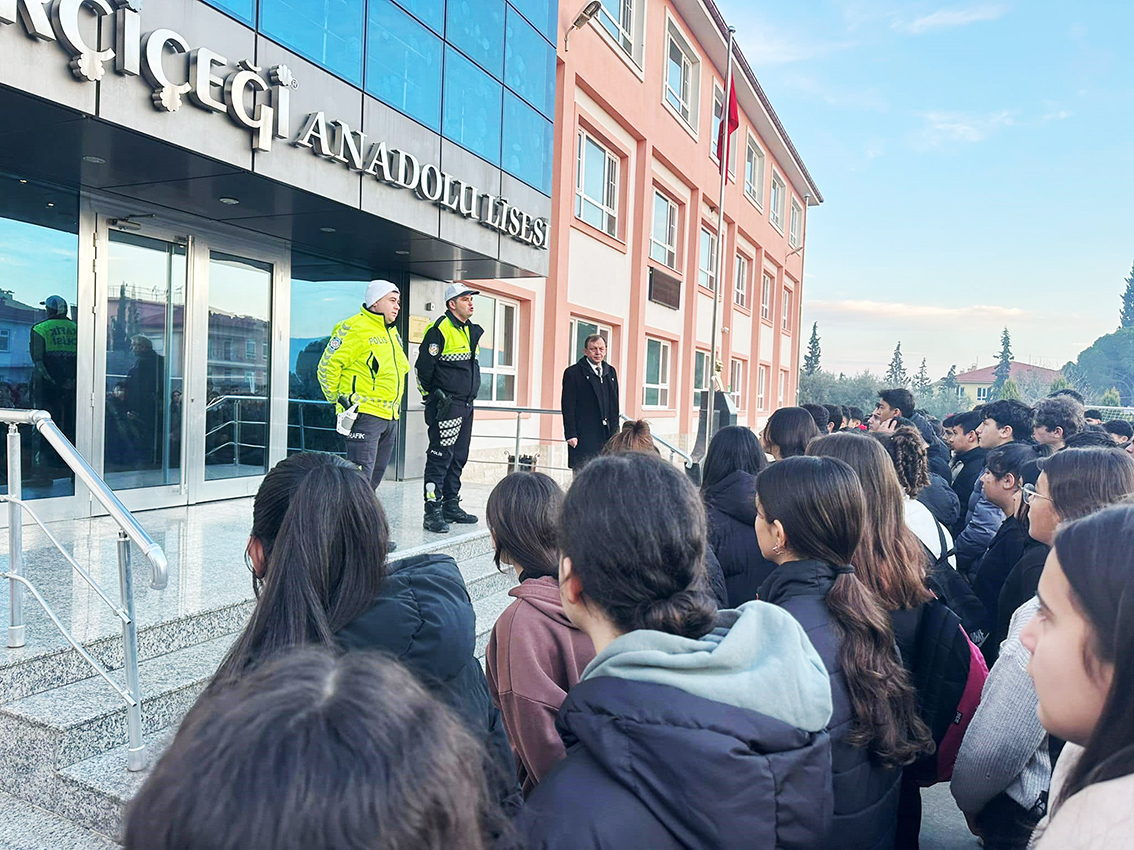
[7,424,25,648]
[234,399,241,468]
[298,401,306,451]
[513,411,522,474]
[117,532,146,771]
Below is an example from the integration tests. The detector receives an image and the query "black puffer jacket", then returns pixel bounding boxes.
[916,473,962,530]
[703,470,777,607]
[518,676,832,849]
[336,553,520,812]
[760,560,902,850]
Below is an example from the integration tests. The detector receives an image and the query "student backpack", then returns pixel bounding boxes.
[922,521,990,649]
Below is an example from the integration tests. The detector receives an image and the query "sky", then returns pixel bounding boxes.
[714,0,1134,381]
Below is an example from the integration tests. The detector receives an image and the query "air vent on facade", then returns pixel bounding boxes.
[648,266,682,310]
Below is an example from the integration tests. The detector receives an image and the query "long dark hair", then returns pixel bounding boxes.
[124,649,495,850]
[763,407,822,458]
[561,452,716,639]
[755,457,935,767]
[701,425,768,491]
[485,472,563,580]
[808,433,933,610]
[1050,505,1134,812]
[211,453,388,686]
[1042,447,1134,522]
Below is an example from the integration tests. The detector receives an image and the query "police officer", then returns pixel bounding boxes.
[318,280,408,495]
[30,295,77,476]
[415,284,483,533]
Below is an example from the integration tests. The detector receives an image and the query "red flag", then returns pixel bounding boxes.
[716,78,739,175]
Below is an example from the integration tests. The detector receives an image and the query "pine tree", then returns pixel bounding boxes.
[1048,375,1071,395]
[991,328,1013,399]
[803,323,822,375]
[913,358,930,393]
[885,342,908,388]
[1000,378,1022,401]
[1121,262,1134,329]
[1102,387,1122,407]
[942,364,959,397]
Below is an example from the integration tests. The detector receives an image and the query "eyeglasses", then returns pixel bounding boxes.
[1021,483,1050,505]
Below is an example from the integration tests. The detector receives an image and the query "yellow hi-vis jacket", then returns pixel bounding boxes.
[317,307,409,420]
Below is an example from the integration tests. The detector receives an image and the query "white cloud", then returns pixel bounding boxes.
[807,299,1032,322]
[780,73,889,112]
[893,4,1009,35]
[733,17,857,66]
[909,109,1016,150]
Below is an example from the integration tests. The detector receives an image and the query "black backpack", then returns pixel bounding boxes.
[922,521,990,649]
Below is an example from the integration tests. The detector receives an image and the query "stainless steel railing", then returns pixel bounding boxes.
[1,408,167,771]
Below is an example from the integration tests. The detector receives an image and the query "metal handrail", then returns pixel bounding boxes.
[1,407,166,771]
[620,413,695,466]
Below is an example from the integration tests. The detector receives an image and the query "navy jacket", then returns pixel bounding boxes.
[949,448,987,536]
[955,475,1005,577]
[917,473,962,531]
[703,470,777,607]
[519,676,832,849]
[760,560,902,850]
[336,553,520,812]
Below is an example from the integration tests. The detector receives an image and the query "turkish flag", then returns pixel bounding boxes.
[716,78,739,176]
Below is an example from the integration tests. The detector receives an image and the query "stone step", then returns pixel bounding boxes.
[0,791,116,850]
[473,585,520,660]
[0,635,234,814]
[458,551,518,602]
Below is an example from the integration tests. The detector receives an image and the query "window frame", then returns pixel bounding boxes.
[569,317,614,365]
[0,328,9,353]
[662,17,700,136]
[770,170,787,233]
[778,369,788,408]
[760,272,773,323]
[598,0,634,57]
[734,253,749,308]
[649,190,679,269]
[575,129,620,238]
[729,358,746,410]
[693,348,711,410]
[643,337,672,409]
[977,386,990,402]
[782,286,793,334]
[710,83,738,177]
[789,198,803,248]
[744,134,765,209]
[475,292,521,405]
[698,226,718,292]
[757,363,768,411]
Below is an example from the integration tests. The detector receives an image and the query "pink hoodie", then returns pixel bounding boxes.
[486,575,596,796]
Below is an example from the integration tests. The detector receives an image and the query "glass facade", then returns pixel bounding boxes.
[201,0,557,195]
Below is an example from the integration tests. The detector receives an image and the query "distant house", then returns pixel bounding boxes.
[954,362,1062,406]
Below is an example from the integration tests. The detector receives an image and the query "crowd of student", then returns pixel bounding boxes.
[118,386,1134,850]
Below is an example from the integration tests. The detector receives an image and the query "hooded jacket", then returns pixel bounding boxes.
[950,447,987,535]
[760,559,904,850]
[702,470,778,607]
[955,475,1006,576]
[336,553,520,812]
[486,575,596,796]
[518,602,834,850]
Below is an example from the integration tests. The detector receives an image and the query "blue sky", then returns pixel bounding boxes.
[714,0,1134,380]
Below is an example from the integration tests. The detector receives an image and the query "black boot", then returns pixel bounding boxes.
[442,497,478,524]
[423,501,450,533]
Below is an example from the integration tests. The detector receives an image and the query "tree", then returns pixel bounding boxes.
[991,328,1013,399]
[885,342,908,388]
[803,322,822,375]
[1121,262,1134,329]
[1048,375,1071,395]
[941,364,959,395]
[1102,387,1122,407]
[999,378,1022,401]
[1064,328,1134,406]
[913,358,930,394]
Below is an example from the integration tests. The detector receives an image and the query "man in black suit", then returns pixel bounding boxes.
[562,334,619,472]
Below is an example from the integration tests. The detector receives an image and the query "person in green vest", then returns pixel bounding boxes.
[415,284,484,534]
[30,295,78,476]
[318,280,408,499]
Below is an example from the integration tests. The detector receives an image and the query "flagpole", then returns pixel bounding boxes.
[707,25,736,442]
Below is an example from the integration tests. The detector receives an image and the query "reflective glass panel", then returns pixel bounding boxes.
[260,0,364,85]
[0,176,79,500]
[367,0,443,131]
[397,0,443,32]
[203,0,255,24]
[205,253,272,480]
[508,0,555,42]
[104,231,186,490]
[502,92,553,194]
[505,6,555,118]
[445,0,505,78]
[443,47,502,165]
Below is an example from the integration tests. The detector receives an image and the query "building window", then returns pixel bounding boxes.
[644,338,671,408]
[442,46,503,166]
[782,287,793,333]
[730,359,746,409]
[502,91,554,194]
[664,26,698,128]
[245,339,256,360]
[778,369,788,407]
[598,0,633,55]
[711,85,737,175]
[693,349,710,410]
[569,317,613,364]
[650,191,678,268]
[366,0,443,131]
[770,171,787,232]
[734,254,748,308]
[789,199,803,248]
[977,386,989,402]
[757,364,768,410]
[261,0,364,85]
[203,0,254,25]
[475,293,519,403]
[0,329,9,353]
[698,227,717,291]
[509,0,555,42]
[575,131,619,237]
[760,272,772,321]
[446,0,505,78]
[505,6,556,119]
[745,136,765,207]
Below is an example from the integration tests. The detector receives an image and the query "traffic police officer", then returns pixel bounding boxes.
[30,294,78,476]
[415,284,483,533]
[318,280,408,493]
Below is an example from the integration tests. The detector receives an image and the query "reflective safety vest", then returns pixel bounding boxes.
[30,317,78,384]
[317,307,409,420]
[414,311,483,404]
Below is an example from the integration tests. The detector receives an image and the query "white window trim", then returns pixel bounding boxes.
[0,329,9,354]
[698,226,718,291]
[710,82,737,177]
[569,317,614,364]
[744,133,765,210]
[757,363,768,411]
[778,369,788,408]
[789,198,803,248]
[643,337,672,409]
[770,169,787,234]
[782,286,793,334]
[650,190,679,269]
[734,254,748,308]
[661,13,700,139]
[575,129,620,238]
[478,294,521,405]
[760,272,773,322]
[590,0,646,77]
[729,358,746,410]
[598,0,633,57]
[693,349,711,409]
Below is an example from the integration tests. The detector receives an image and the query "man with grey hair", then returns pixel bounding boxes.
[561,334,620,471]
